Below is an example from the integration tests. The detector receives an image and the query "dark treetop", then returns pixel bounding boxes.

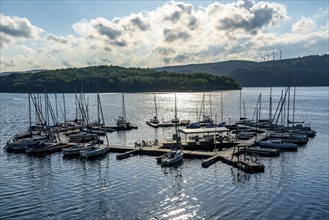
[0,65,240,93]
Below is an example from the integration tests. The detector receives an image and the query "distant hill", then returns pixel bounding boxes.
[155,55,329,87]
[228,55,329,86]
[0,65,240,93]
[155,60,256,76]
[0,69,47,76]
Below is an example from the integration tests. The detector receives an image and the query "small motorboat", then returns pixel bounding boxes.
[160,149,184,166]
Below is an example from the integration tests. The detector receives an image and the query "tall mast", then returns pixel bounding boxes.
[97,86,100,124]
[221,90,223,122]
[28,93,31,130]
[55,93,58,122]
[293,87,296,126]
[74,85,77,120]
[154,92,158,119]
[243,100,246,119]
[269,87,272,129]
[209,92,212,120]
[174,93,177,120]
[122,93,126,121]
[259,93,262,121]
[287,75,291,127]
[62,93,66,123]
[239,90,242,120]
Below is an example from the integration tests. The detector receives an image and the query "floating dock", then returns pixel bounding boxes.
[146,120,190,128]
[110,142,265,173]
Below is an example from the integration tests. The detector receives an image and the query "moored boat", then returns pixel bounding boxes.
[161,149,184,166]
[62,139,101,156]
[256,139,298,151]
[79,144,109,158]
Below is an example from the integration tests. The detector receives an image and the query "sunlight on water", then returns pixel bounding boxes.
[0,87,328,220]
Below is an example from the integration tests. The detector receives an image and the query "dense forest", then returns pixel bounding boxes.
[228,55,329,86]
[155,54,329,86]
[155,60,256,76]
[0,65,240,93]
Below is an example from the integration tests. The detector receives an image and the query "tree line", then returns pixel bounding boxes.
[0,65,240,93]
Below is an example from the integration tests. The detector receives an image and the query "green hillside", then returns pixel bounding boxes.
[155,60,256,76]
[0,65,240,93]
[155,55,329,86]
[228,55,329,86]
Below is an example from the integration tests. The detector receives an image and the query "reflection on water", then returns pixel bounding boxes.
[231,168,251,184]
[0,87,328,220]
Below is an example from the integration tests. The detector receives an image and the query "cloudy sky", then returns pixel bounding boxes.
[1,0,328,72]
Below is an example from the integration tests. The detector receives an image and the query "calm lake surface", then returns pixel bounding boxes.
[1,87,328,220]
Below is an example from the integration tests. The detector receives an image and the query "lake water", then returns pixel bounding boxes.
[0,87,328,220]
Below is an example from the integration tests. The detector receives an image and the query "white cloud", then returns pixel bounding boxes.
[0,1,328,72]
[46,33,68,44]
[0,13,43,48]
[292,16,317,33]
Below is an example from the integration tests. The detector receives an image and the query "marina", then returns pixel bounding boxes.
[2,88,317,173]
[1,87,327,220]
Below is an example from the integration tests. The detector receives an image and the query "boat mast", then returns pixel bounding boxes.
[98,92,108,145]
[221,90,223,123]
[122,93,126,121]
[97,86,100,125]
[99,95,105,127]
[174,92,177,121]
[243,100,246,119]
[75,85,78,121]
[293,87,296,127]
[55,93,58,123]
[209,92,213,121]
[259,93,262,121]
[239,90,242,120]
[154,92,158,119]
[28,93,31,131]
[62,93,66,123]
[287,75,291,127]
[269,87,272,130]
[199,88,205,120]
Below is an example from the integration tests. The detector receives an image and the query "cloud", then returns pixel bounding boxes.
[0,14,43,38]
[163,29,190,42]
[130,16,150,31]
[214,0,288,33]
[46,33,68,44]
[152,47,176,56]
[0,13,43,48]
[292,16,316,33]
[0,34,13,49]
[1,1,327,72]
[95,23,122,40]
[174,54,188,63]
[1,59,15,68]
[100,58,111,63]
[62,60,74,68]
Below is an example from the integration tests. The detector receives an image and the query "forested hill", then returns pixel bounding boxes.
[229,55,329,86]
[155,55,329,86]
[0,65,240,93]
[155,60,256,76]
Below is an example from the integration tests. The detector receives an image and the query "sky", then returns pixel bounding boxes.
[0,0,328,72]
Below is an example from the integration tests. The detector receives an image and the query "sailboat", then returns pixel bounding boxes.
[80,92,110,158]
[198,91,214,126]
[157,94,184,166]
[170,93,180,124]
[146,93,160,126]
[115,93,138,131]
[5,93,55,153]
